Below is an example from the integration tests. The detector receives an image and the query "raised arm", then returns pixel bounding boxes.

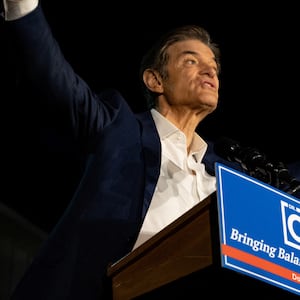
[3,1,132,151]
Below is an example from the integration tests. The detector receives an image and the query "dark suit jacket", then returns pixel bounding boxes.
[8,5,299,300]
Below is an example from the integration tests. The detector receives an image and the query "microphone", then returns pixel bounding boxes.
[214,137,300,196]
[214,137,272,183]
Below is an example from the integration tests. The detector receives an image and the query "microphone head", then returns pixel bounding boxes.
[214,137,241,162]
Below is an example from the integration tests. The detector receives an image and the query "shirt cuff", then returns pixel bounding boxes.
[4,0,38,21]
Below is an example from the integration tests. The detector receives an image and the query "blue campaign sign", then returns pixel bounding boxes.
[215,162,300,296]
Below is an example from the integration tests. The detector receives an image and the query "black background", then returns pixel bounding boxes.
[1,1,299,232]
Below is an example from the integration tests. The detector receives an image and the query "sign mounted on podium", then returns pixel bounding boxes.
[215,163,300,296]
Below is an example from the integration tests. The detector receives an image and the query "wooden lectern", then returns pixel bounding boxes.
[107,193,220,299]
[107,193,298,299]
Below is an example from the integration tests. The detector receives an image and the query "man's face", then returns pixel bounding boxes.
[161,39,219,114]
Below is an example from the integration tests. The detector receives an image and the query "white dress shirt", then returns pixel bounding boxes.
[133,109,216,249]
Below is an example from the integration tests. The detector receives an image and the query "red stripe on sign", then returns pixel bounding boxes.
[222,244,300,283]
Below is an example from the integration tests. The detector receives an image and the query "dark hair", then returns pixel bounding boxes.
[139,25,221,109]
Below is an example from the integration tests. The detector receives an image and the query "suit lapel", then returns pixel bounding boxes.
[136,111,161,219]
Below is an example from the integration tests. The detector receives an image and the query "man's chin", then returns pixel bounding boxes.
[202,100,218,112]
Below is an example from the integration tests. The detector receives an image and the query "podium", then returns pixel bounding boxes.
[107,193,220,299]
[107,166,299,299]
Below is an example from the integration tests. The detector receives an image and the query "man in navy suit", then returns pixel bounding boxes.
[3,1,299,299]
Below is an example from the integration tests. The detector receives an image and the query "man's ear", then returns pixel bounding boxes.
[143,69,163,93]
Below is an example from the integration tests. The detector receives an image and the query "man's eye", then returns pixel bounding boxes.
[186,59,197,65]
